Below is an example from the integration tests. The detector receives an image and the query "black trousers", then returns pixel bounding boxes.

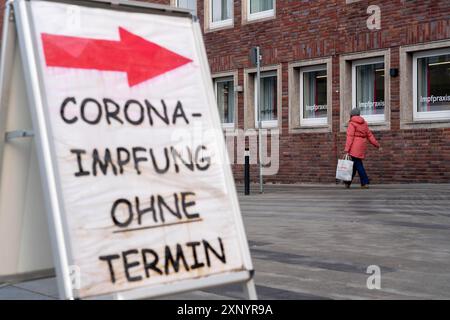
[346,157,369,186]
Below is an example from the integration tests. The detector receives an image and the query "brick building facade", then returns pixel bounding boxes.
[1,0,450,184]
[196,0,450,184]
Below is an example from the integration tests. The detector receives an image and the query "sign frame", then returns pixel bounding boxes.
[0,0,55,284]
[9,0,256,300]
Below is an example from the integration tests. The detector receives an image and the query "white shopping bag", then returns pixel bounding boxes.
[336,155,354,181]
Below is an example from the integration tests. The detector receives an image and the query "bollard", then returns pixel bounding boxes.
[244,147,250,195]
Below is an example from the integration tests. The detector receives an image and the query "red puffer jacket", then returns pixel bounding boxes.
[344,116,380,159]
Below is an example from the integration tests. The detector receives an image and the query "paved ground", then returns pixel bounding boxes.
[1,183,450,300]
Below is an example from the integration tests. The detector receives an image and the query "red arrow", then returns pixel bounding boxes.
[41,27,193,87]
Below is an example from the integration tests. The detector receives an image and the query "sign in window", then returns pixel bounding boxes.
[250,0,273,13]
[416,53,450,116]
[352,58,385,122]
[215,77,235,127]
[300,66,327,125]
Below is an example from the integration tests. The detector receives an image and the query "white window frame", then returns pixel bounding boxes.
[209,0,233,29]
[413,48,450,121]
[352,57,386,124]
[299,65,328,126]
[214,76,235,129]
[247,0,275,21]
[254,71,278,129]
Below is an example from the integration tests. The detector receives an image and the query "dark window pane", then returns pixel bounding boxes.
[258,75,277,122]
[417,54,450,113]
[303,69,327,119]
[177,0,196,13]
[216,78,234,124]
[250,0,273,14]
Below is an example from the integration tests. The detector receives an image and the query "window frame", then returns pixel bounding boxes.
[214,76,236,129]
[351,57,386,124]
[175,0,197,15]
[247,0,275,22]
[254,70,278,129]
[412,48,450,121]
[209,0,233,29]
[299,64,328,126]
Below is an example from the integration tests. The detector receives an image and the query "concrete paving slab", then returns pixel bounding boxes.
[2,184,450,300]
[0,285,54,300]
[236,183,450,300]
[13,277,59,299]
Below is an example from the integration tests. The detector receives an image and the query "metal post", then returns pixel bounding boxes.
[256,46,264,194]
[244,147,250,195]
[243,279,258,300]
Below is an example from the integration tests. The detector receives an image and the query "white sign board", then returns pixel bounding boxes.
[12,0,253,299]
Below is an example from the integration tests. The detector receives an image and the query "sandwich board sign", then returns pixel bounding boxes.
[0,0,256,300]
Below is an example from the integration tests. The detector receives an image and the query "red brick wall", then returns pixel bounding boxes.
[196,0,450,184]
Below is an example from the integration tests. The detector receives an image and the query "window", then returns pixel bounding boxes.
[214,77,235,128]
[413,49,450,120]
[352,58,385,123]
[255,71,277,128]
[244,66,281,130]
[176,0,197,14]
[340,50,390,131]
[300,65,328,126]
[289,58,332,133]
[400,43,450,130]
[247,0,275,21]
[210,0,233,28]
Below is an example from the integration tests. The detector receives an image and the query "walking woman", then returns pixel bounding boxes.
[344,108,380,189]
